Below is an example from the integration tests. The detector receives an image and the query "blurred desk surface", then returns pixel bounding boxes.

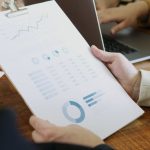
[0,1,150,150]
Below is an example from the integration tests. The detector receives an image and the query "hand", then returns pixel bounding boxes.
[29,116,104,147]
[91,45,140,101]
[99,1,149,34]
[95,0,119,10]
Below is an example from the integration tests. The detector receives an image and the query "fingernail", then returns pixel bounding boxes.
[91,45,98,49]
[111,29,115,35]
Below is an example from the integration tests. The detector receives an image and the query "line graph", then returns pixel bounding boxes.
[10,14,48,40]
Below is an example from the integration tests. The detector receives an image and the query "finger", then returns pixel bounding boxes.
[29,116,53,132]
[98,6,107,11]
[30,116,66,141]
[32,130,46,143]
[99,9,121,24]
[91,45,116,63]
[111,21,128,35]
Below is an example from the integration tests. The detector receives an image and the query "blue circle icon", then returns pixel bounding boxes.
[42,54,51,61]
[32,57,39,64]
[63,101,85,123]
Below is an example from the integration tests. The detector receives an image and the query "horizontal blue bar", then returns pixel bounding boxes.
[88,101,97,107]
[85,98,94,103]
[83,92,96,100]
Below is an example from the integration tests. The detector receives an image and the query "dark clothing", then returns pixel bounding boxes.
[0,108,113,150]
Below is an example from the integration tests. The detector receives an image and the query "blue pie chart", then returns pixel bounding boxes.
[63,101,85,123]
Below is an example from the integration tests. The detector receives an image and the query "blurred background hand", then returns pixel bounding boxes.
[98,1,149,34]
[95,0,119,10]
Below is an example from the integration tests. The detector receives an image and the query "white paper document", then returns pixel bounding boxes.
[0,71,4,78]
[0,1,144,139]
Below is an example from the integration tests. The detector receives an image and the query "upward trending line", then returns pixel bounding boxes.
[11,14,48,40]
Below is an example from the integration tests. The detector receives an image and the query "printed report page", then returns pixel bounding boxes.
[0,1,144,139]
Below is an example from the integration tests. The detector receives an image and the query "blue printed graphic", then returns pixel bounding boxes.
[63,101,85,123]
[83,91,103,107]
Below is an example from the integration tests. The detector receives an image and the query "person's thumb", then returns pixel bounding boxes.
[91,45,115,63]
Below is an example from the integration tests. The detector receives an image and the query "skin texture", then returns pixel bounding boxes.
[29,116,104,147]
[95,0,119,10]
[29,46,141,147]
[91,46,140,100]
[98,1,149,34]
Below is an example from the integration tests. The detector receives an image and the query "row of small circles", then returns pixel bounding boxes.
[31,48,69,65]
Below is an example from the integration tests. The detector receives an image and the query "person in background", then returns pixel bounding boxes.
[1,46,150,150]
[96,0,150,35]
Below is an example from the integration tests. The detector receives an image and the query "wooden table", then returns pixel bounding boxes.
[0,1,150,150]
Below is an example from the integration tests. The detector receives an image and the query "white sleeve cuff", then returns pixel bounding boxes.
[138,70,150,106]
